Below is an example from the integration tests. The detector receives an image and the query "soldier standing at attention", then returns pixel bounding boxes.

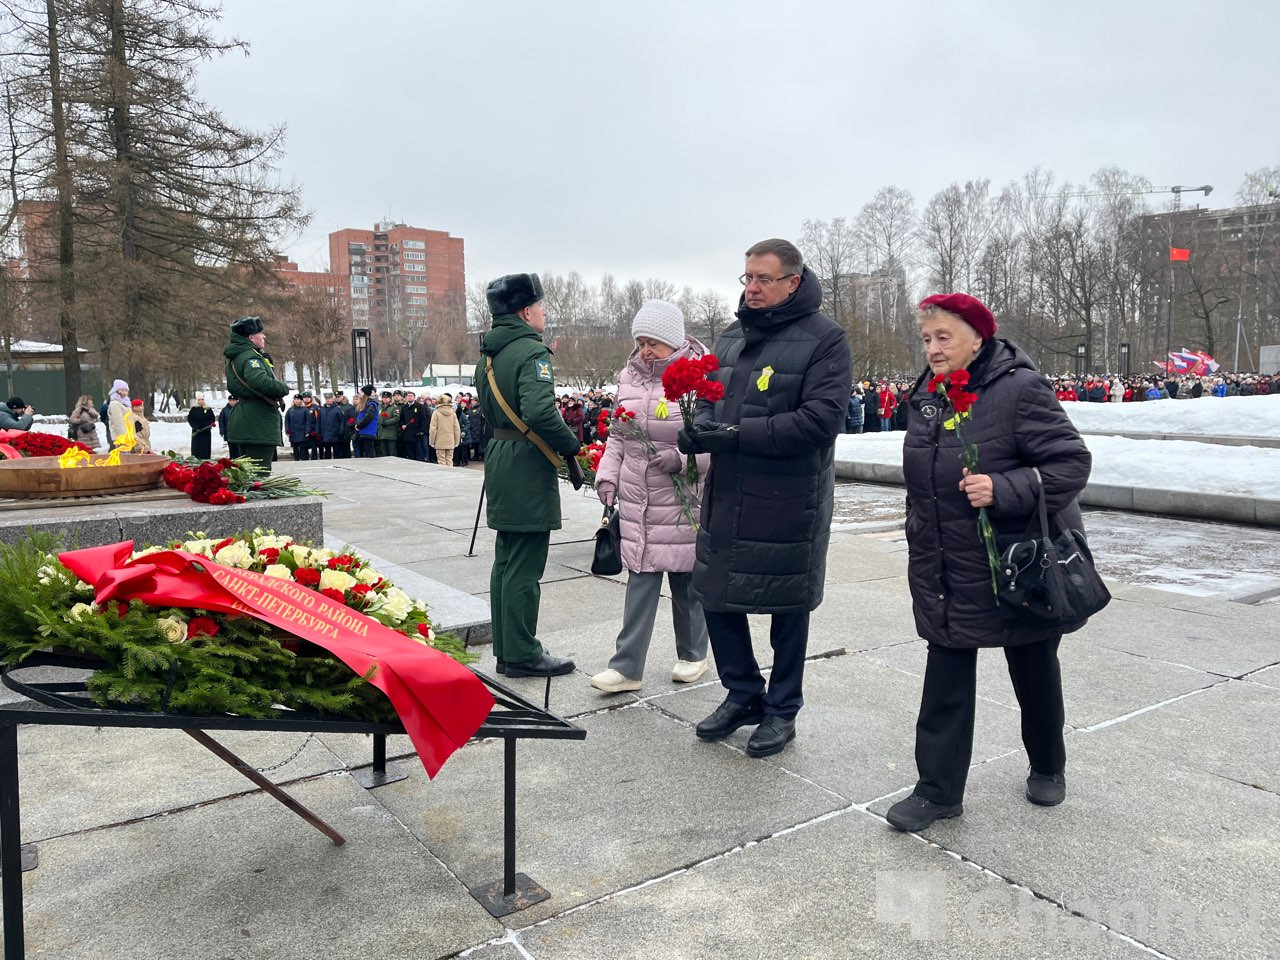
[223,315,289,473]
[476,274,582,678]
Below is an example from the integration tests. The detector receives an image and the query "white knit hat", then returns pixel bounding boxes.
[631,300,685,349]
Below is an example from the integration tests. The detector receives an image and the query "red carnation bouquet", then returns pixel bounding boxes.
[927,370,999,595]
[661,355,725,487]
[606,404,700,528]
[163,455,324,506]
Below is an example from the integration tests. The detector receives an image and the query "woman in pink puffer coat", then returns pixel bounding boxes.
[591,300,711,694]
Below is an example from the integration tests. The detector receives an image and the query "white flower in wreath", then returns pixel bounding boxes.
[156,616,188,644]
[183,539,217,557]
[214,540,254,569]
[311,548,336,564]
[319,569,357,594]
[37,564,55,586]
[376,586,413,622]
[262,564,292,580]
[253,534,292,552]
[288,544,312,565]
[355,567,381,585]
[65,602,95,623]
[131,546,164,561]
[74,579,94,595]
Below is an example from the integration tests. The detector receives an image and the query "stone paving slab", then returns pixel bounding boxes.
[1086,596,1280,677]
[6,773,502,960]
[861,634,1223,730]
[1093,679,1280,794]
[1248,665,1280,689]
[653,654,1024,803]
[10,724,345,839]
[500,807,1151,960]
[869,736,1280,960]
[373,706,846,928]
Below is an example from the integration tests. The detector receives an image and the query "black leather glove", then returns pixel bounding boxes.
[677,427,699,455]
[690,422,739,455]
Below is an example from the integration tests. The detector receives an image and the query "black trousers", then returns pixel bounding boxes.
[704,609,809,718]
[913,636,1066,806]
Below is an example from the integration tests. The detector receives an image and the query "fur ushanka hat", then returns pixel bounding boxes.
[486,274,543,315]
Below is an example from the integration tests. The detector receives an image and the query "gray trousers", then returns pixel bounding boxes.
[609,571,709,680]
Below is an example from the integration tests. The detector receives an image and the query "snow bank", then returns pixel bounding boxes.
[834,431,1280,499]
[1063,394,1280,439]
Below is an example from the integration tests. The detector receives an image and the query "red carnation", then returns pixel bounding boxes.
[327,554,356,570]
[351,583,372,596]
[293,568,321,587]
[927,374,946,393]
[416,622,432,638]
[320,587,346,603]
[187,616,219,638]
[948,370,971,387]
[259,547,280,563]
[213,537,236,554]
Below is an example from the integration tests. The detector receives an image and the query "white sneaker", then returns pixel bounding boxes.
[671,659,709,683]
[590,668,642,693]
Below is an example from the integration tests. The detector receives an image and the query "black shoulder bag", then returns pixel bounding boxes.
[590,505,622,576]
[995,468,1111,630]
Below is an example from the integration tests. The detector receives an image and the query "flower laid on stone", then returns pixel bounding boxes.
[0,529,474,723]
[0,429,94,460]
[162,454,325,505]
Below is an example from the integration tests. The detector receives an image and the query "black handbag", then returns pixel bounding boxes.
[590,505,622,576]
[996,468,1111,628]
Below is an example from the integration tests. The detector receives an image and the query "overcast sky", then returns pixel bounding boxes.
[198,0,1280,308]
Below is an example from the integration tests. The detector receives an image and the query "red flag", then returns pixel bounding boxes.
[58,542,494,778]
[1169,247,1190,261]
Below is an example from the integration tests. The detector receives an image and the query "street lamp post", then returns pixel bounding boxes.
[351,327,373,390]
[1119,342,1130,377]
[1075,343,1086,376]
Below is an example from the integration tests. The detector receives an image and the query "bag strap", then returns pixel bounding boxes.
[485,356,566,470]
[231,358,285,411]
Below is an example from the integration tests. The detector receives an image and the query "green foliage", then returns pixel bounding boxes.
[0,534,472,725]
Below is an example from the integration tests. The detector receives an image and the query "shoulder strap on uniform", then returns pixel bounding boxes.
[485,356,565,469]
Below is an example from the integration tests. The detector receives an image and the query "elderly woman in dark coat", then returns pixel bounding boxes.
[886,293,1092,833]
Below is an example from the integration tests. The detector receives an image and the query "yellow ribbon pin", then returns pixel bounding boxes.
[654,398,669,419]
[756,365,775,391]
[943,411,970,431]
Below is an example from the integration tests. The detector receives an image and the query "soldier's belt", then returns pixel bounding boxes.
[491,428,531,443]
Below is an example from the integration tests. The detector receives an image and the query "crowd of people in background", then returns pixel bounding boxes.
[276,387,487,464]
[1049,372,1280,402]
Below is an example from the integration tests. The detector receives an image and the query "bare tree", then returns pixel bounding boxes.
[798,217,857,329]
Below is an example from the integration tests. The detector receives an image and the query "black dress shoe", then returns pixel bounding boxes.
[746,715,796,758]
[495,658,506,675]
[1026,770,1066,806]
[885,794,963,832]
[503,652,575,678]
[695,697,764,741]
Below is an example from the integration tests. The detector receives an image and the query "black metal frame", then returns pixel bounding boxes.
[0,654,585,957]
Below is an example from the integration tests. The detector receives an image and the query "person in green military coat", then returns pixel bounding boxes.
[477,273,582,678]
[223,315,289,472]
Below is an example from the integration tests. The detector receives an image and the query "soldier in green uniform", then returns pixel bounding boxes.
[223,315,289,472]
[477,273,582,678]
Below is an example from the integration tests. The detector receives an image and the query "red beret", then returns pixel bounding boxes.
[918,293,997,341]
[131,399,144,407]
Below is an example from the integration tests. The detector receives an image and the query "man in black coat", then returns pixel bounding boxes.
[398,391,428,461]
[679,238,852,758]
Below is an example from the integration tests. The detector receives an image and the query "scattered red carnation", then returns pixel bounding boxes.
[187,616,219,638]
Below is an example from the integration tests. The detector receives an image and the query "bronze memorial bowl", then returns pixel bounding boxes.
[0,453,172,499]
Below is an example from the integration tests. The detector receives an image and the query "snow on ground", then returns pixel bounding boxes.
[30,418,215,457]
[834,430,1280,500]
[1062,393,1280,438]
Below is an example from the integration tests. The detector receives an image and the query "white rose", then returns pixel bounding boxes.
[183,539,217,557]
[262,564,292,579]
[378,587,412,622]
[356,567,381,585]
[311,548,336,563]
[253,534,292,552]
[131,546,164,560]
[156,616,187,644]
[289,544,312,564]
[319,569,357,593]
[65,602,95,622]
[214,540,254,569]
[75,580,94,595]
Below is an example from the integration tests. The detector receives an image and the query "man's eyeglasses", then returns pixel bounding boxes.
[739,273,796,287]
